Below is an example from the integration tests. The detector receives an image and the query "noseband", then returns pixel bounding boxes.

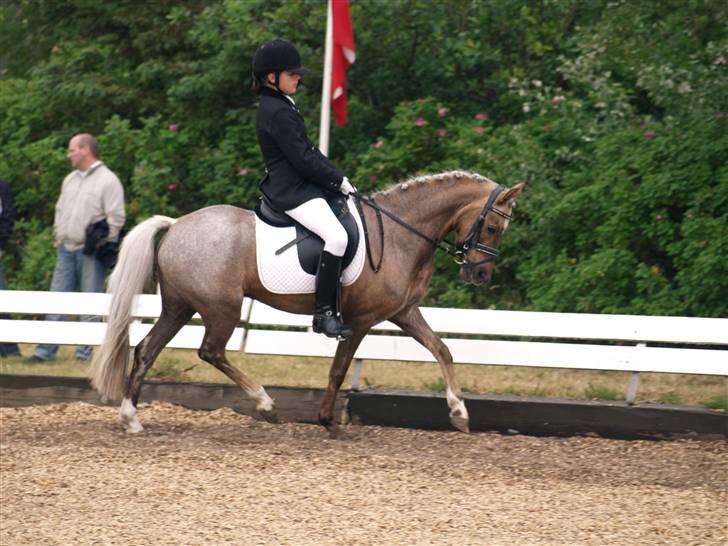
[353,185,513,272]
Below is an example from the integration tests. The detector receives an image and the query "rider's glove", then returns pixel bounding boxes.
[339,177,357,195]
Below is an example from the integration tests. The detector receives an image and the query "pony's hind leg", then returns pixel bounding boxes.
[198,304,278,423]
[120,303,195,433]
[391,305,470,433]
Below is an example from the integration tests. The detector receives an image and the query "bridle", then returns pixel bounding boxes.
[353,185,513,273]
[453,185,512,267]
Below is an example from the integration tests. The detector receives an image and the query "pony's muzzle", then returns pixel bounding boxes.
[460,264,492,285]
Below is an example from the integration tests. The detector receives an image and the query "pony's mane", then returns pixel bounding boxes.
[373,170,497,197]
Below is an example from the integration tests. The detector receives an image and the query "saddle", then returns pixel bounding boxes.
[254,195,360,276]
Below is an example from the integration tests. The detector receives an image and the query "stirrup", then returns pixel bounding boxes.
[313,310,352,339]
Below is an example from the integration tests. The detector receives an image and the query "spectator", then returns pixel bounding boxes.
[0,178,22,357]
[29,133,125,362]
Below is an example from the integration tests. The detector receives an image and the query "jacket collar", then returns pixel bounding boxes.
[78,160,103,178]
[260,87,297,110]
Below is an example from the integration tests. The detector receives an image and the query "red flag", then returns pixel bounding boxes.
[331,0,355,127]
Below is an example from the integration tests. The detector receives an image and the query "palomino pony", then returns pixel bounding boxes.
[90,171,524,436]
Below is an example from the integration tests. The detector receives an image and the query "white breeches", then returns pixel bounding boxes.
[285,198,348,256]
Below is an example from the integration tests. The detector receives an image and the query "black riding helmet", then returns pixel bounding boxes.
[252,39,307,78]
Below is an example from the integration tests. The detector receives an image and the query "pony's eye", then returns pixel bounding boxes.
[487,225,497,235]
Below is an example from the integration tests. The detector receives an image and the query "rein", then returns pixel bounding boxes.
[353,186,512,272]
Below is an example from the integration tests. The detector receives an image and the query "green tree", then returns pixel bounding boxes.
[1,0,725,316]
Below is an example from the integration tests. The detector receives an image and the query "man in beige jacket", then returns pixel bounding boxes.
[30,133,125,362]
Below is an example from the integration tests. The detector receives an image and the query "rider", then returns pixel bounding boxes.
[252,39,354,339]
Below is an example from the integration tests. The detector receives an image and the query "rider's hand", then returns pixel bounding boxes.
[340,177,357,195]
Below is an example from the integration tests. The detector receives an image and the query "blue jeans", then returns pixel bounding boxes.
[32,244,108,361]
[0,252,22,357]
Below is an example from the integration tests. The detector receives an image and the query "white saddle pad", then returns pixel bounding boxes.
[255,199,366,294]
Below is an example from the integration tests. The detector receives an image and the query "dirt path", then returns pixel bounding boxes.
[1,402,726,545]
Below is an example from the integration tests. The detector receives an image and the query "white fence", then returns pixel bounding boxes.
[1,290,726,402]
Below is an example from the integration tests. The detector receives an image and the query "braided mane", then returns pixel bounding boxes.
[373,170,497,197]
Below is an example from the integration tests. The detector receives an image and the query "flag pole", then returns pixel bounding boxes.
[319,0,333,156]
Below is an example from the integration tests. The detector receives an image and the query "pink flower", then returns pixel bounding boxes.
[438,128,447,136]
[716,112,725,119]
[475,112,488,121]
[438,108,448,117]
[238,167,249,176]
[415,117,426,127]
[168,124,178,132]
[167,183,177,191]
[644,130,656,139]
[369,175,377,182]
[373,139,384,149]
[473,126,485,135]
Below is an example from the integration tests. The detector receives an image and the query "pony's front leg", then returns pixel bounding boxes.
[391,306,470,433]
[319,330,366,438]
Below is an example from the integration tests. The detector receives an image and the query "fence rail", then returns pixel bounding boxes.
[2,289,726,402]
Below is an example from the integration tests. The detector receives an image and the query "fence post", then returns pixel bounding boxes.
[625,372,640,405]
[351,358,364,391]
[625,342,646,405]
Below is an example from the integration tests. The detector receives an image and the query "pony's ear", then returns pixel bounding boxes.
[497,182,525,205]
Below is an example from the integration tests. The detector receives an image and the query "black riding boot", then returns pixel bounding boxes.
[313,251,352,339]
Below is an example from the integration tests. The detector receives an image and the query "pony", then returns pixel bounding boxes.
[90,171,524,437]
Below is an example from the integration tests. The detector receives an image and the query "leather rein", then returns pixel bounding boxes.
[352,185,512,273]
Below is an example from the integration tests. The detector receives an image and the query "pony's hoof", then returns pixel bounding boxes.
[259,408,279,424]
[119,399,144,434]
[450,412,470,433]
[124,421,144,434]
[325,423,346,439]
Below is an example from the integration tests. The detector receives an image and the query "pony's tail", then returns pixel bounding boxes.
[90,215,177,401]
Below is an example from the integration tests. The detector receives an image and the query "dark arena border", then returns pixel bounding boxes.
[1,374,725,440]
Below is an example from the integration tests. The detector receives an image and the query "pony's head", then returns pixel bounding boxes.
[454,181,524,285]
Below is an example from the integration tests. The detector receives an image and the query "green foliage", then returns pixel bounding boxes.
[703,394,728,412]
[423,377,447,392]
[584,383,623,401]
[657,391,684,405]
[13,221,56,290]
[0,0,725,317]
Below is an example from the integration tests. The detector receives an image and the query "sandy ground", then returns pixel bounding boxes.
[0,402,726,546]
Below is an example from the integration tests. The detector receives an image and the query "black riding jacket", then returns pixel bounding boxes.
[0,179,16,250]
[256,87,344,211]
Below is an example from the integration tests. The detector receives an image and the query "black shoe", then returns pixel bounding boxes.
[313,309,353,339]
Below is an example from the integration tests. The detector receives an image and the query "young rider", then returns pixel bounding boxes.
[252,39,355,339]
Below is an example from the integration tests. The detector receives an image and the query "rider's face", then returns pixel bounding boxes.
[268,70,301,95]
